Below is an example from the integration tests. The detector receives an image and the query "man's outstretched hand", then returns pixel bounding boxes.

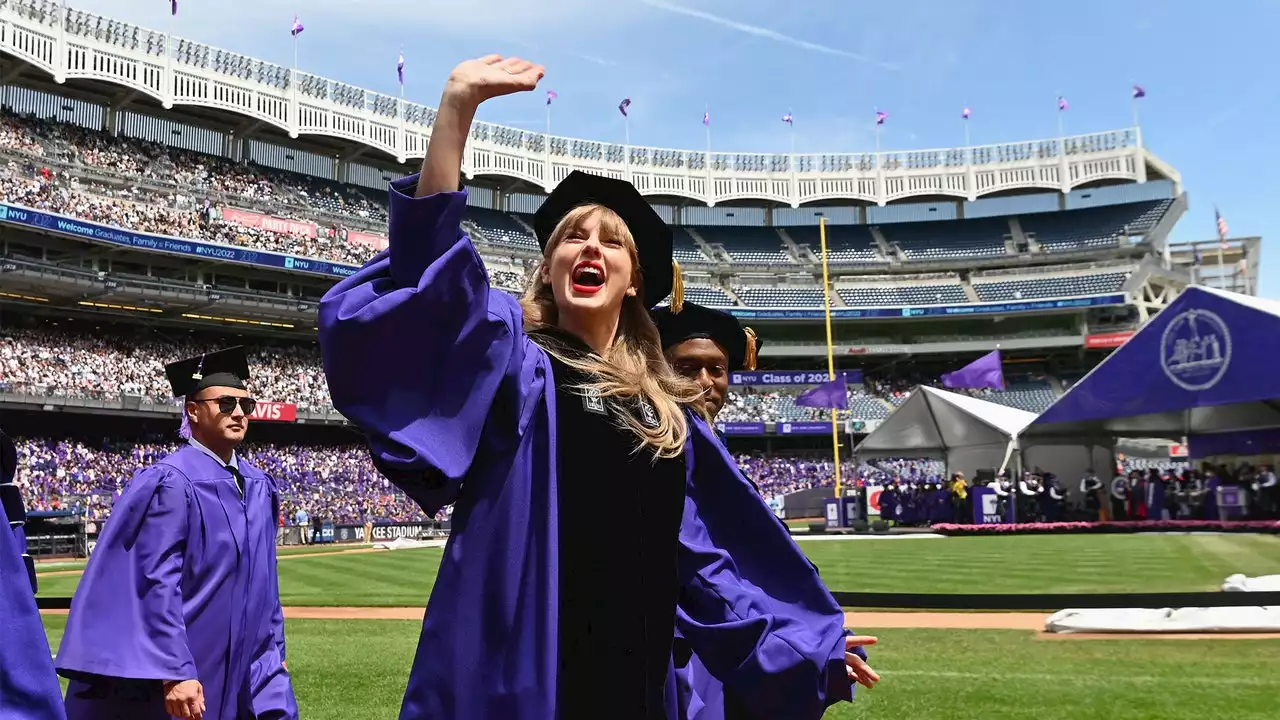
[845,635,881,689]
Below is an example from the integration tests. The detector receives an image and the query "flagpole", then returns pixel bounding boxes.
[1131,96,1139,129]
[789,108,796,157]
[704,105,711,157]
[819,217,843,499]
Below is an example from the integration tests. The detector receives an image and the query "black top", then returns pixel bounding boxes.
[532,328,687,719]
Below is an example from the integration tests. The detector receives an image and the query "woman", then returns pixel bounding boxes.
[319,54,874,720]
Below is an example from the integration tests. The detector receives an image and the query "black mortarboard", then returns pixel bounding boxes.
[164,346,251,398]
[651,302,761,371]
[534,170,682,311]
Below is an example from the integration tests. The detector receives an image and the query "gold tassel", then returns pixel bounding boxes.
[671,260,685,314]
[743,327,758,371]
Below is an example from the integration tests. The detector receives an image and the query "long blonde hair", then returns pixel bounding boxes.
[521,203,705,459]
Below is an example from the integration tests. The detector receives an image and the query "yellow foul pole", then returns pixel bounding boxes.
[818,217,843,498]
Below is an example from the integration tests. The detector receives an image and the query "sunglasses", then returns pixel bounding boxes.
[195,396,258,415]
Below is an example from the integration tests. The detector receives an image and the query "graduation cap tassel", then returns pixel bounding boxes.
[178,404,193,440]
[671,260,685,314]
[743,327,759,371]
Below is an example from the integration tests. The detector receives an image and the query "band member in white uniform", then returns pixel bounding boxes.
[1017,472,1043,523]
[1079,470,1103,521]
[993,473,1013,522]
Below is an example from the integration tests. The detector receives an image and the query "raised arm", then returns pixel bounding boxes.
[318,56,544,515]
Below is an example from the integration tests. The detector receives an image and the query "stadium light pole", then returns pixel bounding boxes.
[818,217,843,498]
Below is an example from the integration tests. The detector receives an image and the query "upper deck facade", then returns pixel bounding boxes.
[0,0,1179,209]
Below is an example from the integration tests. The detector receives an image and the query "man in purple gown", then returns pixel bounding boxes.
[1,427,67,720]
[55,347,297,720]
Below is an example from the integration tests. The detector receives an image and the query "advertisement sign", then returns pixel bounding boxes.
[369,522,446,541]
[0,203,359,279]
[717,422,766,436]
[864,484,883,517]
[249,401,298,423]
[222,207,317,238]
[971,486,1003,524]
[727,295,1125,321]
[1085,330,1135,349]
[777,421,832,435]
[346,230,389,250]
[729,370,863,386]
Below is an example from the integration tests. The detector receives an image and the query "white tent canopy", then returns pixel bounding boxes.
[854,386,1037,478]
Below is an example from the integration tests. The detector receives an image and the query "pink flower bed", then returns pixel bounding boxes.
[931,520,1280,535]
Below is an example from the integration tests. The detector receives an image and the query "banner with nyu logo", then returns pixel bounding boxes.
[730,370,863,386]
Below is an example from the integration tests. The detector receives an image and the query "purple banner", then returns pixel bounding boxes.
[971,486,1003,524]
[718,422,766,436]
[730,370,863,386]
[777,421,833,435]
[1188,428,1280,459]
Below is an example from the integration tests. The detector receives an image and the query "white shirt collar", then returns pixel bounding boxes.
[188,437,239,471]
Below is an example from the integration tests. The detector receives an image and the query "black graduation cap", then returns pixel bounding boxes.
[0,428,15,486]
[164,346,251,398]
[651,302,761,371]
[534,170,682,311]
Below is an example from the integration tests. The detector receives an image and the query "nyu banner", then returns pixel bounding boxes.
[0,203,359,279]
[717,422,767,436]
[730,369,863,386]
[777,421,832,435]
[971,486,1004,524]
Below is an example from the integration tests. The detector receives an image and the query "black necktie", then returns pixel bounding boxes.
[226,465,244,496]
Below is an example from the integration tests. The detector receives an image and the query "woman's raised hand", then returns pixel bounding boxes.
[444,55,545,107]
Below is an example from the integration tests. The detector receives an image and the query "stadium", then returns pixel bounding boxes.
[2,3,1278,720]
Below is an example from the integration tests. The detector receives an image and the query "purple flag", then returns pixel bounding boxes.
[546,90,558,106]
[397,50,405,85]
[962,106,971,119]
[941,349,1005,391]
[702,110,710,126]
[781,112,793,125]
[1132,84,1146,99]
[875,110,888,125]
[618,98,631,117]
[794,375,848,410]
[171,0,178,15]
[291,16,304,37]
[1057,96,1068,111]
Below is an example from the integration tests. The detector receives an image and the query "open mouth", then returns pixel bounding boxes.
[571,261,605,294]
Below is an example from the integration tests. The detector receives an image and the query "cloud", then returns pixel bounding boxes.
[636,0,899,70]
[579,55,618,67]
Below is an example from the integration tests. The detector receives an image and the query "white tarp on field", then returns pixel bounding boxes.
[1222,574,1280,592]
[1044,607,1280,634]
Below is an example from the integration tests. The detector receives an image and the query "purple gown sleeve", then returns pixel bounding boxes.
[55,466,197,683]
[317,175,531,516]
[1,480,68,720]
[675,419,855,720]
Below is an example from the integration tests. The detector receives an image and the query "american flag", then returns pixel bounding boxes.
[618,98,631,117]
[781,112,793,125]
[962,106,971,120]
[1215,207,1229,248]
[702,110,709,127]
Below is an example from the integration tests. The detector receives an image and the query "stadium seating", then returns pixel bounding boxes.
[838,283,968,307]
[693,226,793,265]
[784,225,880,264]
[468,207,539,250]
[972,272,1129,302]
[734,286,826,308]
[1019,200,1172,254]
[879,217,1009,262]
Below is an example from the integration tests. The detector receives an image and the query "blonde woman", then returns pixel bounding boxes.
[319,54,873,720]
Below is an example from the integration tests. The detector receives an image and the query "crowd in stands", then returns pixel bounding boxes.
[0,110,1156,312]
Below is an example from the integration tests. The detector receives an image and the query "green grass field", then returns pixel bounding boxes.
[37,533,1280,718]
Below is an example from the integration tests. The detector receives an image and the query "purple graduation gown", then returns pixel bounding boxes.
[55,445,297,720]
[318,177,856,720]
[1,480,67,720]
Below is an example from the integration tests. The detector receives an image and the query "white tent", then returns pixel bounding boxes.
[854,386,1037,478]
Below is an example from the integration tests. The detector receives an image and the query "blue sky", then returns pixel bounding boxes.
[76,0,1280,297]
